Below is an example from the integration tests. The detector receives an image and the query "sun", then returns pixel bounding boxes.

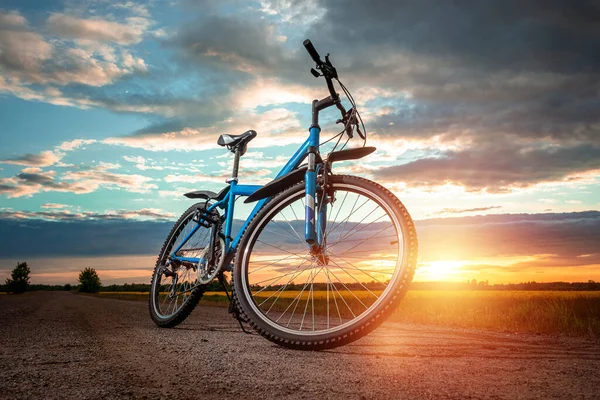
[416,259,469,281]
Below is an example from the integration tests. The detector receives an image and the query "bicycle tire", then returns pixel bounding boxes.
[149,203,208,328]
[232,175,418,350]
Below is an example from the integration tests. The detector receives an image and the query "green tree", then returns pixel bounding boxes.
[5,262,31,294]
[78,268,101,293]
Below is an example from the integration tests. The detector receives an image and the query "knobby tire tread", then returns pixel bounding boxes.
[149,203,207,328]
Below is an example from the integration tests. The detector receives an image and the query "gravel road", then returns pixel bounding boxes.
[1,292,599,400]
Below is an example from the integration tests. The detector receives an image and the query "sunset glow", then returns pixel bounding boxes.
[0,1,598,286]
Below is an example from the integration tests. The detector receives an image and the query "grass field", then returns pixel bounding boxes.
[95,290,600,336]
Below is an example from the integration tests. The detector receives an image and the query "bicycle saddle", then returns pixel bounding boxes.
[217,130,257,148]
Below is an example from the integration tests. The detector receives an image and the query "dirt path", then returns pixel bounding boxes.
[1,292,599,399]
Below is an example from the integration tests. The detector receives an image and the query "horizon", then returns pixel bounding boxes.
[2,210,599,285]
[1,1,599,286]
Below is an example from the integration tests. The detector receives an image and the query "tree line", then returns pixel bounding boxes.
[3,261,600,293]
[2,262,102,294]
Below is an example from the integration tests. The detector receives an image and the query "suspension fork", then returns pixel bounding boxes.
[317,190,327,248]
[304,126,321,251]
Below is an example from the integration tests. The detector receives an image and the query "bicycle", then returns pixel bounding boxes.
[149,39,418,350]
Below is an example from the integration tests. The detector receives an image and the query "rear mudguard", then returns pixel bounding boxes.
[184,186,230,200]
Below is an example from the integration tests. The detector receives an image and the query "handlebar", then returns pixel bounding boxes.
[303,39,322,64]
[304,39,352,137]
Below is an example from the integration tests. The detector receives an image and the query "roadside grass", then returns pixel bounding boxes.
[391,290,600,336]
[94,290,600,336]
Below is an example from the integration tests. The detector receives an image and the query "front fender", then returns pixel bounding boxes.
[244,166,308,203]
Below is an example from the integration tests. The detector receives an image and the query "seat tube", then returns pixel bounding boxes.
[224,182,236,249]
[304,126,320,246]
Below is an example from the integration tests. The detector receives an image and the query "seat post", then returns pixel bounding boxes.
[228,148,241,183]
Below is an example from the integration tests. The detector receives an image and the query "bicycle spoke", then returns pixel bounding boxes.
[325,269,343,326]
[327,259,380,299]
[326,267,369,310]
[327,212,387,254]
[279,266,317,325]
[280,206,304,243]
[241,178,411,339]
[258,258,312,308]
[256,239,308,259]
[248,253,307,275]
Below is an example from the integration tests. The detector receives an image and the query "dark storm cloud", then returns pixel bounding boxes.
[174,16,286,71]
[316,0,600,151]
[416,211,600,261]
[0,219,172,257]
[1,212,598,264]
[171,1,599,144]
[315,0,600,74]
[373,143,600,192]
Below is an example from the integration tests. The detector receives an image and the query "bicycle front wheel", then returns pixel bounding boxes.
[233,175,417,350]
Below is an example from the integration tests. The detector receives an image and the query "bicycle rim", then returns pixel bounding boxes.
[239,181,405,336]
[151,211,211,319]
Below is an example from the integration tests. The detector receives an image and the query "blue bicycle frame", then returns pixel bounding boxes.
[169,125,322,268]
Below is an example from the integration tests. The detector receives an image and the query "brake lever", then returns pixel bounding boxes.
[336,108,355,138]
[322,54,338,79]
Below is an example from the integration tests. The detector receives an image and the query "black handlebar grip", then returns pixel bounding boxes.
[303,39,321,63]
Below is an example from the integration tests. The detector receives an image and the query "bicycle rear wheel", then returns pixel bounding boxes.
[233,175,417,350]
[149,203,220,328]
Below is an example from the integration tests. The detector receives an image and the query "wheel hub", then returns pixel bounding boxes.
[310,246,329,266]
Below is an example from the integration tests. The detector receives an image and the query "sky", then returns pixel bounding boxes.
[0,0,599,284]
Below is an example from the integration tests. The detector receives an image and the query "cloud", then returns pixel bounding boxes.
[1,139,96,168]
[61,163,157,194]
[164,168,272,185]
[0,151,61,167]
[416,211,600,261]
[105,107,305,151]
[0,163,156,198]
[0,212,597,277]
[432,206,502,216]
[172,14,291,74]
[372,143,600,192]
[157,0,599,195]
[121,155,195,171]
[0,208,175,222]
[41,203,69,209]
[111,2,152,18]
[2,1,599,202]
[55,139,96,152]
[0,10,150,107]
[0,12,52,73]
[46,13,149,45]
